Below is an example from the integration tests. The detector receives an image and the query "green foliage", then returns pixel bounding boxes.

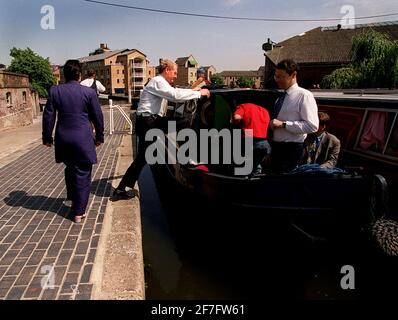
[210,73,224,86]
[321,67,361,89]
[322,29,398,89]
[236,76,254,88]
[7,47,56,97]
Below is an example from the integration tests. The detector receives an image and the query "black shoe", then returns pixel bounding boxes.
[110,188,135,201]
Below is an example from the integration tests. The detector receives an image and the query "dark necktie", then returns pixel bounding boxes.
[272,92,286,119]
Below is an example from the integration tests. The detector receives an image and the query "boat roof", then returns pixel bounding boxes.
[208,88,398,103]
[313,91,398,101]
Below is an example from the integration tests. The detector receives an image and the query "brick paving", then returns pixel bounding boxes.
[0,108,128,300]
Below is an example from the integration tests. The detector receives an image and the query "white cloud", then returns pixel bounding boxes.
[223,0,242,7]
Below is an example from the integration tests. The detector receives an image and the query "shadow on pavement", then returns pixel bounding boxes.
[90,175,123,198]
[3,190,71,219]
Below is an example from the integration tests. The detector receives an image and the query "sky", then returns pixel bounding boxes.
[1,0,398,72]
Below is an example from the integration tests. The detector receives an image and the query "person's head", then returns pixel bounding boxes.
[317,111,330,134]
[63,60,82,82]
[197,67,206,79]
[87,69,96,78]
[274,59,299,90]
[159,59,178,84]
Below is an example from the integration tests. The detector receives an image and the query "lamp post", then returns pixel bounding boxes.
[261,38,274,89]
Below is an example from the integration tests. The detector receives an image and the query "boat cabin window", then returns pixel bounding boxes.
[385,120,398,157]
[355,109,398,160]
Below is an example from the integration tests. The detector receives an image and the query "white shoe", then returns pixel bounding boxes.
[188,159,205,166]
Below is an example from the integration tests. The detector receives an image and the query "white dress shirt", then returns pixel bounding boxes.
[137,75,201,116]
[80,78,106,94]
[273,83,319,143]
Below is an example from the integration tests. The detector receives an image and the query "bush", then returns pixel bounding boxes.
[236,76,254,88]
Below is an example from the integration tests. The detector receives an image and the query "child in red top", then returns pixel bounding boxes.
[233,103,272,175]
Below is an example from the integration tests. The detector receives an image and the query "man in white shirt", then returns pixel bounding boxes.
[80,69,106,95]
[270,59,319,172]
[112,59,210,199]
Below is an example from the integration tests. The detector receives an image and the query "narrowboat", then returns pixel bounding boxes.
[151,89,397,244]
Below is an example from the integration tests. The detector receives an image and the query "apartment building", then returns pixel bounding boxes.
[202,65,217,80]
[78,44,150,96]
[175,55,199,87]
[51,65,61,85]
[219,69,263,88]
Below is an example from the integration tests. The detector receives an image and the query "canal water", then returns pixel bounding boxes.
[138,164,398,300]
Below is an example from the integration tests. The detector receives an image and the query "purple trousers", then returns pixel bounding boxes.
[64,163,92,216]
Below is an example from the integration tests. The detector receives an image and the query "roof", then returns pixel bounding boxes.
[175,55,198,67]
[203,65,216,72]
[118,49,147,57]
[219,70,261,77]
[79,49,127,63]
[267,20,398,65]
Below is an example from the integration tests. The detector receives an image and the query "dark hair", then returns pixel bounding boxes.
[197,67,205,75]
[318,112,330,125]
[87,68,96,77]
[276,59,299,75]
[63,60,81,81]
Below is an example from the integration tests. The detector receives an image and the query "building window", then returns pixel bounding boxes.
[117,79,120,84]
[110,61,113,64]
[6,92,12,105]
[122,69,124,74]
[117,70,119,74]
[22,91,27,102]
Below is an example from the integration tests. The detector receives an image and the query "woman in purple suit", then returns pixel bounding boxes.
[42,60,104,223]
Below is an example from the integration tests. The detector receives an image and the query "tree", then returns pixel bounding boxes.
[7,47,56,97]
[322,29,398,89]
[210,73,224,86]
[236,76,254,88]
[321,67,361,89]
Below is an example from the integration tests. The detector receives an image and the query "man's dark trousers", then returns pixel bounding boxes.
[271,141,304,173]
[118,114,166,189]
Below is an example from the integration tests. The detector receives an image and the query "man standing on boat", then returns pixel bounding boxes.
[111,59,210,200]
[270,59,319,172]
[302,112,341,168]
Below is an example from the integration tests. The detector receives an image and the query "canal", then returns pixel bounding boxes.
[138,164,398,300]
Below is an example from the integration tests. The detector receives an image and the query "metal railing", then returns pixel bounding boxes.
[108,99,132,135]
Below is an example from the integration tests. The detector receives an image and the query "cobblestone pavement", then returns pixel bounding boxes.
[0,109,129,300]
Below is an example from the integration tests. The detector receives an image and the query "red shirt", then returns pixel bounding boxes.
[234,103,270,138]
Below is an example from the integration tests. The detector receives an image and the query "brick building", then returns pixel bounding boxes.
[78,44,152,96]
[219,69,263,88]
[264,20,398,88]
[175,55,200,87]
[0,71,39,131]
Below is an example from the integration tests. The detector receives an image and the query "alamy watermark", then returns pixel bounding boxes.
[340,265,355,290]
[40,265,55,290]
[41,5,55,30]
[340,5,355,29]
[143,121,254,175]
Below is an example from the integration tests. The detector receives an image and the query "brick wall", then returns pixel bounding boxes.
[0,71,34,131]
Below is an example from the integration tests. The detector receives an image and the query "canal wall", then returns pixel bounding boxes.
[91,115,145,299]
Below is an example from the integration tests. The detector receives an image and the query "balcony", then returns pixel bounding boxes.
[131,63,144,69]
[131,72,144,78]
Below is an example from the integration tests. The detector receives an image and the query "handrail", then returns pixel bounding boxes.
[108,99,132,135]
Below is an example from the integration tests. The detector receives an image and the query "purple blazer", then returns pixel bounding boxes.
[42,80,104,165]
